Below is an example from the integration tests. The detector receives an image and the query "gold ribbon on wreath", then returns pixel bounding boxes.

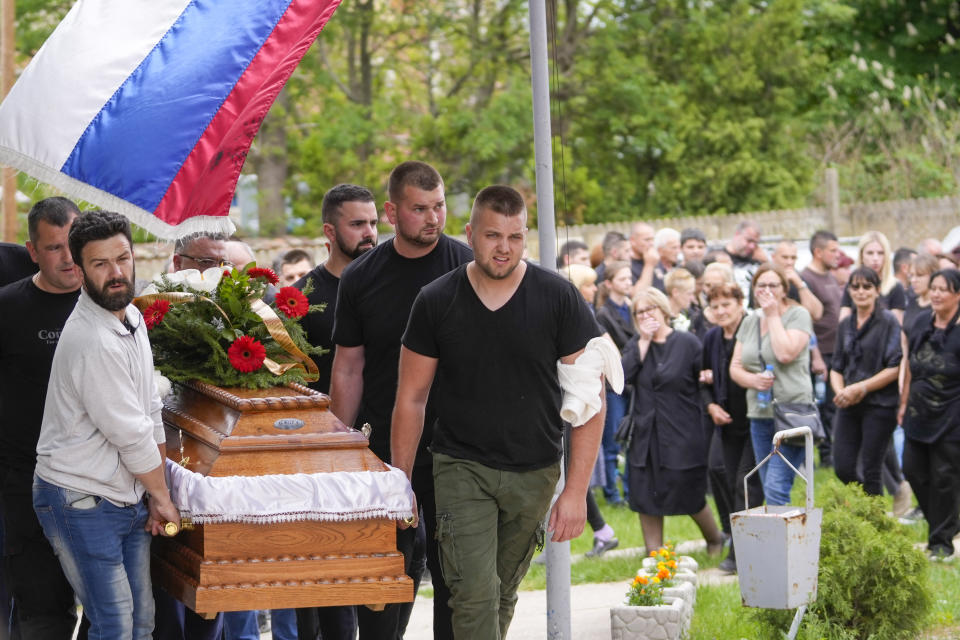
[133,293,319,382]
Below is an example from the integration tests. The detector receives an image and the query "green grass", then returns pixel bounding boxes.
[516,463,960,637]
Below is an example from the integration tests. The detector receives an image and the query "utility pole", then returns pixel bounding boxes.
[1,0,15,242]
[528,1,569,639]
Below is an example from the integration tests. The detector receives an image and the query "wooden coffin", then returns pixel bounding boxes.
[151,380,413,614]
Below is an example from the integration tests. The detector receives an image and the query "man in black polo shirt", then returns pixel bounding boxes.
[293,183,377,639]
[391,185,604,640]
[330,161,472,639]
[0,197,84,639]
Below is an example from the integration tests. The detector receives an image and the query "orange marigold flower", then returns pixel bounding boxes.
[657,568,671,580]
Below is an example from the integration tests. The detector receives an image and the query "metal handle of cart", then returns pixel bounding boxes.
[739,425,816,640]
[743,426,814,512]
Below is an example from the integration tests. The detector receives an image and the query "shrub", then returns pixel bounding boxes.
[752,479,931,639]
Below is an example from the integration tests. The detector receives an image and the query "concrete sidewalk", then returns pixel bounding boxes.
[404,543,737,640]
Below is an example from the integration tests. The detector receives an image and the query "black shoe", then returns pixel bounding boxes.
[718,555,737,574]
[585,537,619,558]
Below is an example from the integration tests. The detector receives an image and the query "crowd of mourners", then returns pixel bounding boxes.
[3,176,960,640]
[558,220,960,569]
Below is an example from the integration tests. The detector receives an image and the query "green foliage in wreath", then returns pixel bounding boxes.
[138,263,326,389]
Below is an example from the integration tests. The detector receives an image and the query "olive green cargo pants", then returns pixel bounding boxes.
[433,452,561,640]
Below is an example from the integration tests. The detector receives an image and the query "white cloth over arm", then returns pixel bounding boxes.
[557,336,624,426]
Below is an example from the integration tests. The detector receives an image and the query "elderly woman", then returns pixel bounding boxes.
[594,260,635,506]
[730,264,814,506]
[899,269,960,560]
[831,267,902,496]
[622,288,724,553]
[700,283,763,573]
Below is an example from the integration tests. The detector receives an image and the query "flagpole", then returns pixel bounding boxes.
[1,0,15,242]
[528,1,570,639]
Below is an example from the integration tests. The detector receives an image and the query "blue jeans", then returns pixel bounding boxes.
[750,419,805,506]
[602,390,627,502]
[32,476,153,640]
[222,611,258,639]
[270,609,297,640]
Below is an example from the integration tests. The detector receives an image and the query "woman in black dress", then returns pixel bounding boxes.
[623,287,724,554]
[830,267,902,496]
[899,269,960,559]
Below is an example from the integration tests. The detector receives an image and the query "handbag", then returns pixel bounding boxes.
[614,387,637,447]
[756,320,826,445]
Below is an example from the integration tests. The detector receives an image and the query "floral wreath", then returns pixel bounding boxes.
[135,263,324,389]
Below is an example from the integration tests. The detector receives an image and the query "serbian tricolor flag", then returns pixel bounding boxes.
[0,0,340,239]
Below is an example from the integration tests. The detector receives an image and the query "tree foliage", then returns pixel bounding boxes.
[11,0,960,230]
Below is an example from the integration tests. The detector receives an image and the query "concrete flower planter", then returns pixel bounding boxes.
[610,596,691,640]
[642,555,699,574]
[663,580,696,615]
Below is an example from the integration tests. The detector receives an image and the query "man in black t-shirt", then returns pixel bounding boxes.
[0,242,37,286]
[297,184,378,396]
[0,197,83,639]
[392,186,604,640]
[330,162,472,640]
[293,184,377,640]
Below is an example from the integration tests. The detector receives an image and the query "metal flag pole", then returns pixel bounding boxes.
[528,0,569,638]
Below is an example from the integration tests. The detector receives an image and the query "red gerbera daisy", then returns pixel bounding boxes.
[227,335,266,373]
[247,267,280,286]
[276,286,309,318]
[143,299,171,330]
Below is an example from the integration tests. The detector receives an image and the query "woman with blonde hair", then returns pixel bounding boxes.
[840,231,906,323]
[621,287,724,553]
[905,252,940,333]
[663,268,698,332]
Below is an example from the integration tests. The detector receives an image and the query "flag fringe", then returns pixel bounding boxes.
[0,146,235,240]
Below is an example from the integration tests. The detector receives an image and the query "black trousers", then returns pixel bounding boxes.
[833,404,897,496]
[585,490,605,533]
[2,490,87,640]
[708,428,733,535]
[719,429,763,513]
[903,437,960,555]
[295,602,357,640]
[356,464,453,640]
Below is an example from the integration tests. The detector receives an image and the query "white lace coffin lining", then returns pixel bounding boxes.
[165,459,416,524]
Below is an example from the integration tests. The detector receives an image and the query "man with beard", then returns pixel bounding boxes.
[297,184,378,395]
[391,185,604,639]
[286,184,377,640]
[33,210,179,639]
[0,197,86,639]
[330,162,472,640]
